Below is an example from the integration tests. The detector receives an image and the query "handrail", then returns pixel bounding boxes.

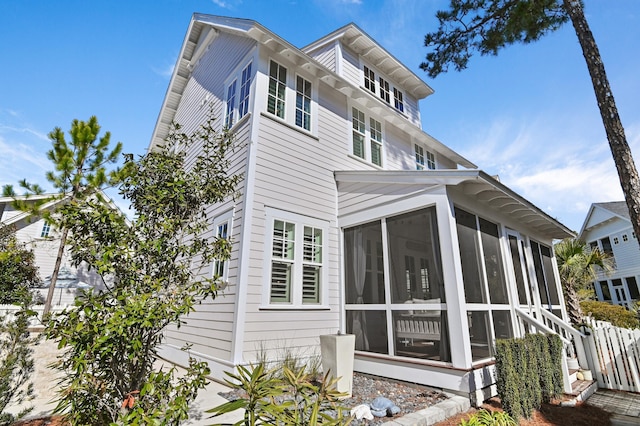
[539,308,587,340]
[514,307,571,345]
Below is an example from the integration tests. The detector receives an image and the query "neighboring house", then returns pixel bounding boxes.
[579,201,640,308]
[150,14,575,403]
[0,193,108,302]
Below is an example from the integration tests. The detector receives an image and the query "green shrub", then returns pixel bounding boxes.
[208,362,351,425]
[0,292,39,425]
[494,334,563,420]
[581,300,640,329]
[459,409,516,426]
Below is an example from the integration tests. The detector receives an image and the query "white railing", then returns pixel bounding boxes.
[582,317,640,392]
[0,304,69,328]
[514,307,588,394]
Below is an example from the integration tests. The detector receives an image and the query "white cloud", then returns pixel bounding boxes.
[151,62,175,79]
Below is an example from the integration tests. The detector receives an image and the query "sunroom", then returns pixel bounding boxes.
[335,170,574,401]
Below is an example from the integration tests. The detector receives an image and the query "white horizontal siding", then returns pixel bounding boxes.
[340,45,360,87]
[160,33,255,362]
[307,42,336,73]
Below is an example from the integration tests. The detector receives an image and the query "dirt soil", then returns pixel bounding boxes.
[434,397,613,426]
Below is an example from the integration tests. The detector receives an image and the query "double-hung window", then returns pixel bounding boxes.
[369,118,382,166]
[224,61,252,129]
[212,210,233,282]
[265,208,328,307]
[238,62,252,118]
[379,77,390,103]
[352,107,366,159]
[415,144,436,170]
[295,76,312,131]
[225,80,237,128]
[364,66,376,94]
[40,221,51,238]
[267,60,287,119]
[351,107,383,166]
[393,88,404,113]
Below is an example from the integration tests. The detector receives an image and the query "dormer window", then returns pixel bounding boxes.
[364,66,376,94]
[379,77,390,103]
[393,88,404,113]
[362,65,406,115]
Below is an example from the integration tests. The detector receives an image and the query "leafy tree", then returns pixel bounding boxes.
[0,286,39,425]
[0,225,42,304]
[45,116,241,425]
[422,0,640,246]
[2,116,122,315]
[554,238,612,324]
[581,300,640,329]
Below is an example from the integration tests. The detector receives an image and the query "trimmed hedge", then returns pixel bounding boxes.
[581,300,640,329]
[494,334,563,420]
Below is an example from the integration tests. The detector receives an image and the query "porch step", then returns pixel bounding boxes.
[565,379,598,403]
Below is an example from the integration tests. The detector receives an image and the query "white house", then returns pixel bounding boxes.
[579,201,640,308]
[0,193,109,302]
[150,14,576,403]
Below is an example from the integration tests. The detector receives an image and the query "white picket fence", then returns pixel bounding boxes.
[0,304,69,328]
[583,317,640,392]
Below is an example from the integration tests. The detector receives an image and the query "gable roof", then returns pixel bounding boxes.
[335,169,575,240]
[0,190,124,228]
[578,201,630,238]
[149,14,476,170]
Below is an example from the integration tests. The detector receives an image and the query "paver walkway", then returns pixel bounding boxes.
[587,389,640,426]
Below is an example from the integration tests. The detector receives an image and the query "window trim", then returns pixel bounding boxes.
[261,208,330,309]
[415,144,436,170]
[295,74,312,131]
[361,62,408,115]
[267,59,287,119]
[350,105,385,167]
[40,221,51,238]
[223,58,253,129]
[212,209,234,284]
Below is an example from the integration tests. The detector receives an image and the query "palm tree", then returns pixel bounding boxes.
[554,238,613,325]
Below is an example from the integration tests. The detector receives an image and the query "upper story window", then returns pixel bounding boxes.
[361,64,405,114]
[364,66,376,94]
[40,221,51,238]
[212,210,233,282]
[265,60,316,134]
[351,107,383,167]
[225,80,237,128]
[224,61,253,128]
[264,208,328,308]
[238,63,252,118]
[379,77,390,104]
[295,76,312,131]
[393,88,404,113]
[268,60,287,119]
[623,234,629,242]
[415,144,436,170]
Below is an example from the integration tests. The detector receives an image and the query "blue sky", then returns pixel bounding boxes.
[1,0,639,233]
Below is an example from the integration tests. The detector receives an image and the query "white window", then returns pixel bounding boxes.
[352,107,366,159]
[264,209,328,307]
[415,144,435,170]
[295,76,312,131]
[364,66,376,94]
[212,210,233,282]
[351,107,384,167]
[369,117,382,166]
[267,60,287,119]
[393,88,404,113]
[224,61,252,129]
[40,221,51,238]
[379,77,390,104]
[238,62,252,118]
[623,234,629,242]
[224,79,237,128]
